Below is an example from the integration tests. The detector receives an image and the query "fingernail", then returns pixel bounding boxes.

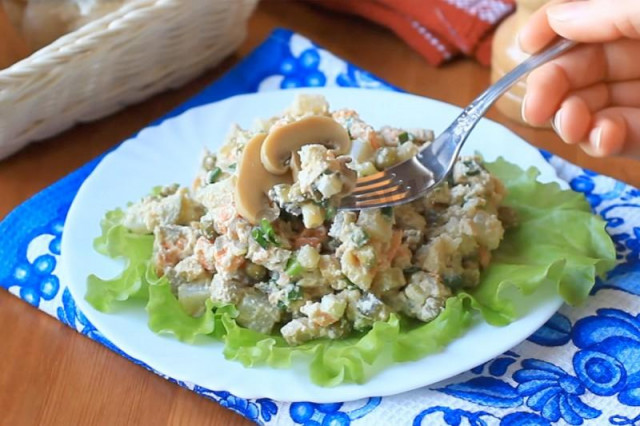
[547,2,589,22]
[521,95,529,123]
[590,126,603,152]
[551,109,564,140]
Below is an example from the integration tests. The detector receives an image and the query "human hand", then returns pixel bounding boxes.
[519,0,640,159]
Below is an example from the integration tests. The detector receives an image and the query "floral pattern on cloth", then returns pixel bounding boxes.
[1,29,639,425]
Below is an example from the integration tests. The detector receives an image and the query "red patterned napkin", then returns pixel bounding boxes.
[302,0,516,66]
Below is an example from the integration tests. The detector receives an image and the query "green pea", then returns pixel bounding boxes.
[245,262,267,281]
[374,148,398,170]
[201,221,217,240]
[325,205,337,221]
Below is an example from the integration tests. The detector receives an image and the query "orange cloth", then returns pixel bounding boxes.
[303,0,516,66]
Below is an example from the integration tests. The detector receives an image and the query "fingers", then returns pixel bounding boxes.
[519,0,569,54]
[550,82,640,151]
[519,0,640,54]
[522,40,640,125]
[571,81,640,110]
[579,110,631,158]
[552,96,591,144]
[522,62,570,126]
[553,105,640,159]
[547,0,640,42]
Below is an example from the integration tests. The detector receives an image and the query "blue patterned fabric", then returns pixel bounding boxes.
[1,29,639,425]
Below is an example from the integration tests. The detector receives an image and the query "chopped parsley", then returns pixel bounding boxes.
[325,205,337,221]
[398,132,410,143]
[381,206,393,217]
[207,167,222,184]
[287,286,303,301]
[251,219,280,249]
[463,160,482,176]
[285,257,304,278]
[344,277,359,290]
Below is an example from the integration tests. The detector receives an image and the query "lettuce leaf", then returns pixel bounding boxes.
[86,209,152,312]
[85,159,616,386]
[146,276,217,344]
[469,159,617,324]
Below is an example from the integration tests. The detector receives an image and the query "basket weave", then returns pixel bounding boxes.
[0,0,258,160]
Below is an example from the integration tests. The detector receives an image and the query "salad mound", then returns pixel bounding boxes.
[86,95,616,386]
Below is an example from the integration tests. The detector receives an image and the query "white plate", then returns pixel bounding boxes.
[61,88,566,403]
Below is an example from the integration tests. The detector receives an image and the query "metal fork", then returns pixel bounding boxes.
[340,39,577,210]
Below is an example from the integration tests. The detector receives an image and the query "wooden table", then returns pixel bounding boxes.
[1,1,638,425]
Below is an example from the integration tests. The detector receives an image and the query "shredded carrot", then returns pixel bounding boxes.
[213,245,244,273]
[369,132,381,150]
[195,237,216,272]
[387,230,403,262]
[293,226,328,249]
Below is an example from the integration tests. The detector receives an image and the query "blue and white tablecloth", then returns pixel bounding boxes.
[2,29,640,426]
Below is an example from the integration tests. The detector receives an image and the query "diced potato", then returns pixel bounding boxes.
[402,272,451,322]
[287,94,329,117]
[354,161,378,177]
[301,202,323,229]
[318,255,342,282]
[297,270,326,288]
[298,245,320,270]
[329,211,357,240]
[395,204,427,232]
[280,318,321,346]
[396,141,419,161]
[124,188,203,234]
[415,234,463,276]
[209,274,244,305]
[341,246,377,290]
[372,267,406,293]
[471,210,504,249]
[357,210,392,242]
[174,256,207,282]
[300,294,346,327]
[315,173,343,198]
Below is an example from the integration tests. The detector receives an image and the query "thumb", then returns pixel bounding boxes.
[547,0,640,42]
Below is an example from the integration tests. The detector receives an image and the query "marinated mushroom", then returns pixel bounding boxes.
[235,133,292,224]
[260,116,352,175]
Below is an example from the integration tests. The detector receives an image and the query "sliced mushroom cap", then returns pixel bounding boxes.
[260,115,352,175]
[235,133,292,224]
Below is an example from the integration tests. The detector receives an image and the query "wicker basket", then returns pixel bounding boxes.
[0,0,259,160]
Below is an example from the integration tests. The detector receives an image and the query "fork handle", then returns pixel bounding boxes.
[471,38,577,119]
[428,38,577,166]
